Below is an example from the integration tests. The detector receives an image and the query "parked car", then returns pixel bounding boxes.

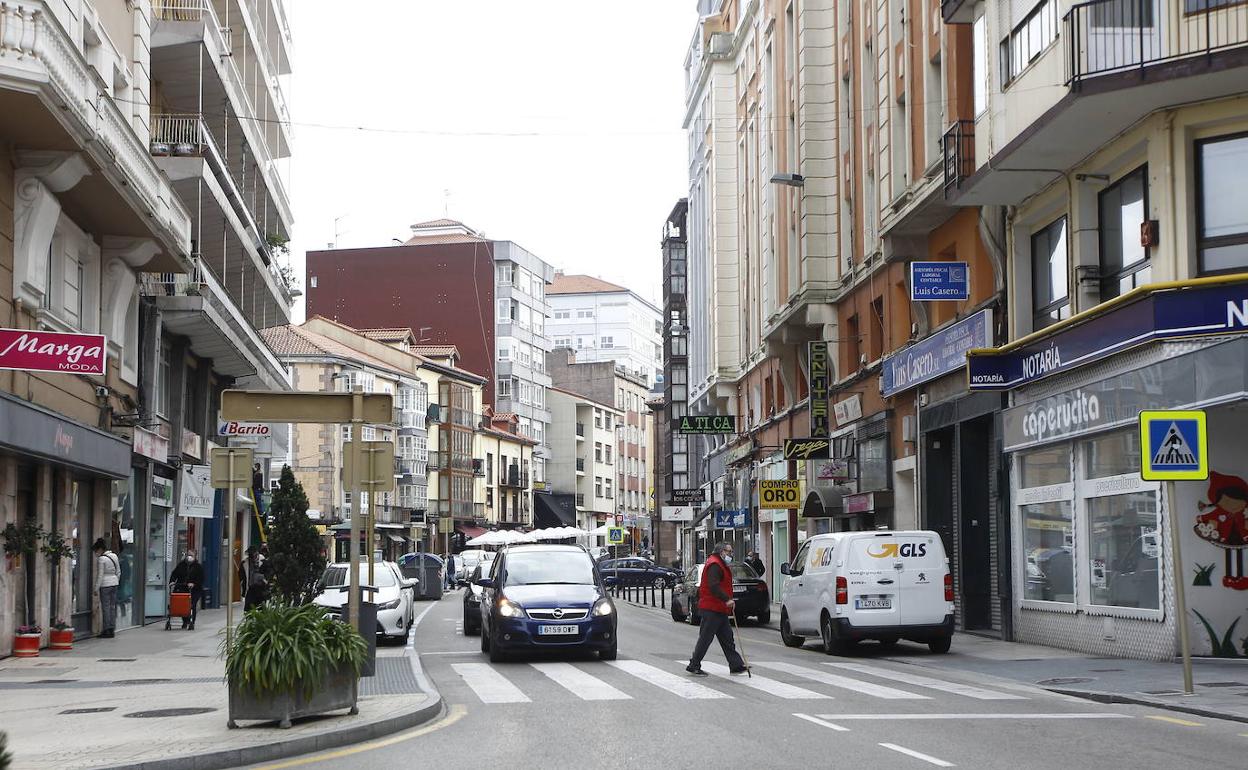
[670,561,770,625]
[456,549,496,584]
[476,544,619,662]
[462,564,485,635]
[778,530,954,654]
[599,557,680,588]
[314,561,417,643]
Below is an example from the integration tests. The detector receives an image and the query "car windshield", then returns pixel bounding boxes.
[322,565,398,588]
[504,551,595,586]
[694,562,758,582]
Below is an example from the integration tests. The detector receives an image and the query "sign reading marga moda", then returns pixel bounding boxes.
[0,329,106,375]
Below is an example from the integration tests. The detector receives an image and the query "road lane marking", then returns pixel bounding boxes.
[701,662,831,699]
[531,662,632,701]
[793,712,849,731]
[1146,715,1203,727]
[420,650,482,655]
[249,704,466,768]
[451,663,531,703]
[879,743,955,767]
[754,661,928,700]
[810,713,1132,721]
[823,662,1025,700]
[606,660,733,699]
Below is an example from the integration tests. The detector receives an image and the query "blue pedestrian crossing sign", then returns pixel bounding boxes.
[607,526,626,545]
[1139,410,1208,481]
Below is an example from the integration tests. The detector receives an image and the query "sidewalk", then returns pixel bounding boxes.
[0,606,440,770]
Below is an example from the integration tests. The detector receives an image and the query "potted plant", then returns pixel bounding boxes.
[42,531,73,638]
[13,624,41,658]
[224,602,366,729]
[1,730,12,770]
[2,520,41,570]
[49,619,73,650]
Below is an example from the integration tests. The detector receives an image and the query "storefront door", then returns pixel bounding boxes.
[112,473,141,629]
[959,416,995,630]
[146,476,175,622]
[69,480,94,636]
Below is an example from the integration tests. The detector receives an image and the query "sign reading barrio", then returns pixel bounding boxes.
[759,480,800,509]
[0,329,106,375]
[218,420,272,437]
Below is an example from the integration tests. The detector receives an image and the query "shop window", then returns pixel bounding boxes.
[1019,444,1071,486]
[1098,166,1150,300]
[1197,133,1248,275]
[858,434,889,492]
[1022,501,1074,602]
[1086,493,1160,610]
[1031,216,1070,331]
[1082,431,1142,479]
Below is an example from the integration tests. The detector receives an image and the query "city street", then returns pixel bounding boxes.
[245,594,1248,769]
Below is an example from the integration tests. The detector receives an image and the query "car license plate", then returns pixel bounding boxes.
[855,596,892,610]
[537,624,578,636]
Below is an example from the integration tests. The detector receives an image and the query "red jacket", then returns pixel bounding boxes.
[698,554,734,614]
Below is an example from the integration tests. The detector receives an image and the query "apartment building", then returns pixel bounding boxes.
[305,219,556,484]
[547,388,623,534]
[0,0,293,654]
[656,200,690,567]
[547,273,663,387]
[477,413,537,531]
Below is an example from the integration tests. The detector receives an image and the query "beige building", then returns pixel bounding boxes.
[547,387,624,533]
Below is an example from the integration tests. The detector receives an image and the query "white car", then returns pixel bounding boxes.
[455,550,496,584]
[779,530,954,654]
[314,561,417,643]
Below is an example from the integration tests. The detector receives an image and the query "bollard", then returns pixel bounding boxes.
[661,586,666,609]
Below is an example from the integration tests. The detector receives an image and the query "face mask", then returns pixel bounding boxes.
[722,554,732,563]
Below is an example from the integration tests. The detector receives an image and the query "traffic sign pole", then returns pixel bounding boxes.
[348,387,364,633]
[1167,479,1194,695]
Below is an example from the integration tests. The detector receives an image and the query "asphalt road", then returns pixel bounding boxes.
[245,591,1248,769]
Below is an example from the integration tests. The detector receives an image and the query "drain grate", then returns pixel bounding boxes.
[1198,681,1248,688]
[112,678,172,685]
[1089,669,1124,673]
[98,658,137,663]
[1037,677,1095,686]
[124,707,217,718]
[360,657,422,696]
[61,707,117,715]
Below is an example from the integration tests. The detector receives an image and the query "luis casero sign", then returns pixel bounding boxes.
[673,415,737,434]
[910,262,970,301]
[0,329,106,375]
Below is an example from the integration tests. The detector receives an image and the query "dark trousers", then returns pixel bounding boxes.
[244,584,268,611]
[688,609,746,671]
[183,588,203,625]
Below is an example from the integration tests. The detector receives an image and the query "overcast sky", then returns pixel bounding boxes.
[284,1,697,320]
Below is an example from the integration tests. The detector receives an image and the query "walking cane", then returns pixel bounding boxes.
[730,612,752,678]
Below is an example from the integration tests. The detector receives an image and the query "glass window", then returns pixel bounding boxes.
[1099,166,1150,300]
[858,435,889,491]
[1082,430,1141,479]
[1019,444,1071,487]
[1031,216,1070,331]
[1086,492,1159,610]
[972,15,987,116]
[1022,501,1074,602]
[504,550,595,586]
[1197,133,1248,274]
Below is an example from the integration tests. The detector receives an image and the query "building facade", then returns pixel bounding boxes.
[547,273,663,387]
[547,388,623,534]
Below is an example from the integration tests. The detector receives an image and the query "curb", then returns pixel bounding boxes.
[1048,687,1248,725]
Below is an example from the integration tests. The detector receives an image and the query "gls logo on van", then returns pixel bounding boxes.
[867,542,928,559]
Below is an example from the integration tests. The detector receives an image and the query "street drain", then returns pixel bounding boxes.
[61,707,117,714]
[123,707,216,718]
[113,678,172,685]
[31,679,78,684]
[1089,669,1124,673]
[1199,681,1248,688]
[1036,677,1094,685]
[98,658,137,662]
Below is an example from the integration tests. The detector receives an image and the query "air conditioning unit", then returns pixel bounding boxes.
[709,32,733,57]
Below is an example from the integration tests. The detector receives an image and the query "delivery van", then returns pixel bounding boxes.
[778,530,954,654]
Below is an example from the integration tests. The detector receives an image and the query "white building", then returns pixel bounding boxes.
[547,273,663,388]
[547,387,623,530]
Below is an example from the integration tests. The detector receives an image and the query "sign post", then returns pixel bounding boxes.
[1140,409,1208,696]
[210,447,253,652]
[607,526,625,545]
[344,440,396,592]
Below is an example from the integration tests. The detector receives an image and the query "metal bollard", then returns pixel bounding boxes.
[661,586,666,609]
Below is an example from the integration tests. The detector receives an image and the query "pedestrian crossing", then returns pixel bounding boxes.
[443,656,1028,706]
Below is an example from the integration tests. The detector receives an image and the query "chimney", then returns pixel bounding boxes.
[554,269,564,278]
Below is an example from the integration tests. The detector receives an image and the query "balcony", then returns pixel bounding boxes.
[942,120,975,199]
[947,0,1248,206]
[499,465,529,489]
[427,451,445,471]
[576,423,586,440]
[575,458,586,475]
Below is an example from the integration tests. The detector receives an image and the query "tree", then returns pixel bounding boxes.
[1,730,12,770]
[265,466,325,604]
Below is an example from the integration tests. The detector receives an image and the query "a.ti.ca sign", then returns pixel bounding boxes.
[759,480,801,510]
[673,415,737,434]
[1139,410,1208,481]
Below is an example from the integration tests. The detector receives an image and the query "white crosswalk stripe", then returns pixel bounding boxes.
[451,663,531,703]
[531,662,632,701]
[606,660,733,700]
[823,661,1025,700]
[699,662,832,699]
[752,661,929,700]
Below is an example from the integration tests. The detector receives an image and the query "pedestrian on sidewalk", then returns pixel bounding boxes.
[92,538,120,638]
[243,546,268,611]
[445,553,456,589]
[745,551,765,577]
[686,542,748,677]
[170,551,205,629]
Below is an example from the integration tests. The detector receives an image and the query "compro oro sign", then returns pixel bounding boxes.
[0,329,106,375]
[759,480,800,509]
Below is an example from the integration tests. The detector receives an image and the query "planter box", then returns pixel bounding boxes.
[13,633,40,657]
[228,663,358,729]
[49,629,73,650]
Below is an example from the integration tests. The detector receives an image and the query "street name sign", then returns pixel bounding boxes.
[1140,410,1208,481]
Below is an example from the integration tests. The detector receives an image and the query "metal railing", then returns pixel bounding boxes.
[1067,0,1248,83]
[139,269,204,298]
[942,120,975,199]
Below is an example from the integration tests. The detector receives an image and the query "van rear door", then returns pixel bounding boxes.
[892,532,949,626]
[844,534,902,627]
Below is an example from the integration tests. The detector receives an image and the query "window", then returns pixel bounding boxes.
[617,387,625,409]
[497,263,513,285]
[1022,501,1074,602]
[555,337,571,347]
[594,410,602,428]
[595,477,603,497]
[1086,493,1159,610]
[604,445,613,464]
[601,336,613,348]
[497,298,511,323]
[972,14,987,116]
[1197,134,1248,274]
[605,478,613,499]
[595,442,603,462]
[577,309,594,319]
[1000,0,1058,87]
[1020,444,1071,486]
[497,343,510,361]
[554,310,571,320]
[857,435,889,491]
[156,340,172,417]
[604,414,612,430]
[1031,217,1070,331]
[1098,166,1150,300]
[497,377,512,398]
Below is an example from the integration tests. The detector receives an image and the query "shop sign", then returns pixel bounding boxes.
[165,510,175,561]
[833,394,863,426]
[179,465,214,518]
[670,488,706,504]
[132,426,169,462]
[808,341,831,438]
[181,430,202,460]
[673,415,737,434]
[910,262,970,301]
[714,508,750,529]
[218,420,271,437]
[882,309,992,397]
[784,438,831,460]
[0,328,106,375]
[812,459,851,483]
[661,505,695,522]
[968,279,1248,390]
[759,480,800,509]
[723,439,754,466]
[151,476,174,507]
[844,492,874,514]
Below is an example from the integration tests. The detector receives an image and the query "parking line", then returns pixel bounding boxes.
[1146,715,1203,727]
[792,712,850,732]
[451,663,531,704]
[810,713,1132,721]
[879,743,955,767]
[823,661,1024,700]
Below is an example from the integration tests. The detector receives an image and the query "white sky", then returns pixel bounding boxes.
[284,1,698,321]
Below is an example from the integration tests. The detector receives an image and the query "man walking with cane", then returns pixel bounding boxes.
[686,542,748,676]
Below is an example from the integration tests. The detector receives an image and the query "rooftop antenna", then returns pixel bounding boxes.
[332,213,349,249]
[443,189,451,218]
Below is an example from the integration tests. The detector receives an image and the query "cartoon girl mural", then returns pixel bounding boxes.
[1195,471,1248,589]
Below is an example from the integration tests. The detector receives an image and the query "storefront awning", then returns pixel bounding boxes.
[386,534,405,544]
[534,493,577,528]
[457,524,488,539]
[803,487,851,518]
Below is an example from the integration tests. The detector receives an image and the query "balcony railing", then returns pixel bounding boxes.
[942,120,975,199]
[140,268,204,298]
[575,458,586,472]
[499,466,530,488]
[1067,0,1248,84]
[152,1,233,50]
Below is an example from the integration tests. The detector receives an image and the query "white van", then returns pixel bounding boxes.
[778,530,954,654]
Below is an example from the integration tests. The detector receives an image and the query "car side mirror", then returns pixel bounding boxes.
[475,577,495,589]
[402,578,418,590]
[603,575,619,588]
[780,562,791,575]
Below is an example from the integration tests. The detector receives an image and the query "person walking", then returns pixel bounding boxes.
[243,546,268,611]
[445,553,456,589]
[745,551,765,577]
[92,538,120,638]
[170,551,205,629]
[686,542,748,676]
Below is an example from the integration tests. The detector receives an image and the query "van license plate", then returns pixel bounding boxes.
[538,625,578,636]
[855,596,892,610]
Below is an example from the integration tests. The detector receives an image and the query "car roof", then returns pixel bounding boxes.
[502,544,589,555]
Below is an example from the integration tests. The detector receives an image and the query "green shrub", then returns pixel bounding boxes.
[223,602,366,698]
[0,730,12,770]
[266,465,325,605]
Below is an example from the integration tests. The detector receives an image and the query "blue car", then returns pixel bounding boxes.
[476,544,619,662]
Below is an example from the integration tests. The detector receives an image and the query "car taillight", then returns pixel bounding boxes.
[944,573,954,602]
[835,576,848,605]
[756,583,768,592]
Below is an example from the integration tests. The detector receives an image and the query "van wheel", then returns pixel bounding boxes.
[821,614,855,656]
[877,637,898,649]
[928,636,952,654]
[780,610,805,648]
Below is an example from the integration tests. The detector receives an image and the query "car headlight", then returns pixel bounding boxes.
[378,597,401,610]
[497,598,526,618]
[592,599,614,617]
